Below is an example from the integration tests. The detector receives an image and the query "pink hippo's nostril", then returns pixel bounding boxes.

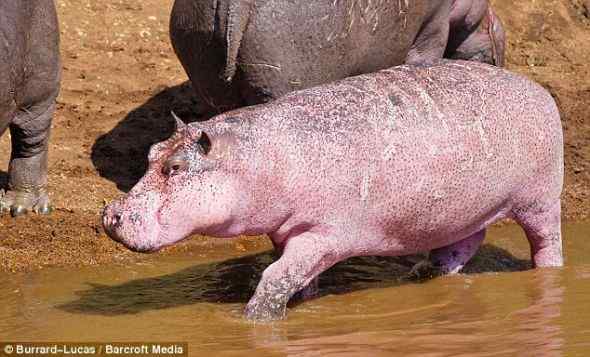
[112,212,122,228]
[103,206,123,232]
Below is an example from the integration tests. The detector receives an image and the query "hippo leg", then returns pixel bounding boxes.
[170,0,245,116]
[513,200,563,268]
[245,231,345,321]
[430,229,486,273]
[271,240,320,302]
[292,277,320,302]
[0,102,53,216]
[409,230,485,278]
[446,6,506,66]
[406,4,450,64]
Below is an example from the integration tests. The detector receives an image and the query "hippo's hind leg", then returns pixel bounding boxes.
[430,229,486,273]
[446,5,506,66]
[409,230,485,278]
[512,200,563,268]
[170,0,245,116]
[0,102,54,216]
[406,3,450,65]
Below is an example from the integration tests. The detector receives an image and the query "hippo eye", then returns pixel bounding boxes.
[162,160,187,177]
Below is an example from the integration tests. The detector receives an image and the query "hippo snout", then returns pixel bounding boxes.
[102,197,164,253]
[102,204,125,242]
[103,209,122,230]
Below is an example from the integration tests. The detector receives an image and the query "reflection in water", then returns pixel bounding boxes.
[58,243,527,316]
[507,270,564,357]
[249,268,567,357]
[0,223,588,356]
[59,253,415,315]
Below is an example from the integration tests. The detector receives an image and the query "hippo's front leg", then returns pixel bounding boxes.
[245,230,345,321]
[271,240,321,302]
[0,103,53,216]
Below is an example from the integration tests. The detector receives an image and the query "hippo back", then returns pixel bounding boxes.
[221,60,562,249]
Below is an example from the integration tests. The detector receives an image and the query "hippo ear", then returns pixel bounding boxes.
[195,130,212,155]
[171,111,187,133]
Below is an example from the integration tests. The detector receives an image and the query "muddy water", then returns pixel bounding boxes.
[1,223,589,356]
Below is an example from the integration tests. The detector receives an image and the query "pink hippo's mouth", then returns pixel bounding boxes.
[102,207,164,254]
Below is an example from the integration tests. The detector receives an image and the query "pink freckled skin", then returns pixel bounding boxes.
[103,60,564,321]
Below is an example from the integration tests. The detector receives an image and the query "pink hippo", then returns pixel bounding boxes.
[103,60,564,321]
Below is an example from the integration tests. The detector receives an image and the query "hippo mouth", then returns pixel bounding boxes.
[102,210,164,254]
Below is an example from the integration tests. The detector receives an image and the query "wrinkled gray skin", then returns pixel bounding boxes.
[0,0,60,216]
[170,0,505,114]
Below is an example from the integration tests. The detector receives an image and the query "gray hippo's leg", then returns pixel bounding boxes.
[0,102,53,216]
[513,200,563,268]
[170,0,246,115]
[245,231,346,321]
[447,2,506,66]
[406,3,451,64]
[409,230,485,278]
[0,0,59,217]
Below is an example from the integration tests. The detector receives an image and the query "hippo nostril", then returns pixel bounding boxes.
[113,213,122,227]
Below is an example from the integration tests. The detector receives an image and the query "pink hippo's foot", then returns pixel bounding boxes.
[245,231,346,321]
[513,200,563,268]
[408,230,485,278]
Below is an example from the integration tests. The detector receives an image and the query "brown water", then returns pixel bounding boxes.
[1,223,589,356]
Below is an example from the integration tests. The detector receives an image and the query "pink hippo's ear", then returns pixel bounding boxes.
[187,126,212,156]
[171,111,187,134]
[170,111,212,155]
[196,131,212,155]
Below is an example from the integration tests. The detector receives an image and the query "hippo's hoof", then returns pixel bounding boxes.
[0,189,52,217]
[10,205,27,217]
[244,299,287,322]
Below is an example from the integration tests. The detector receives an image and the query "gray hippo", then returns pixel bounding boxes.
[103,60,563,321]
[170,0,505,114]
[0,0,61,216]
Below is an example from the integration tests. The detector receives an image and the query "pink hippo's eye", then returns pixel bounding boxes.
[162,160,187,177]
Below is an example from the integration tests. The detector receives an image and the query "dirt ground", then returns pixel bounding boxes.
[0,0,588,272]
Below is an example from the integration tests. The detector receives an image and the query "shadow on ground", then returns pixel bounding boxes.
[59,244,530,316]
[0,171,8,190]
[91,82,204,192]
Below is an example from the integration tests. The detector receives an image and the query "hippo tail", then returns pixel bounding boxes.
[221,0,254,82]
